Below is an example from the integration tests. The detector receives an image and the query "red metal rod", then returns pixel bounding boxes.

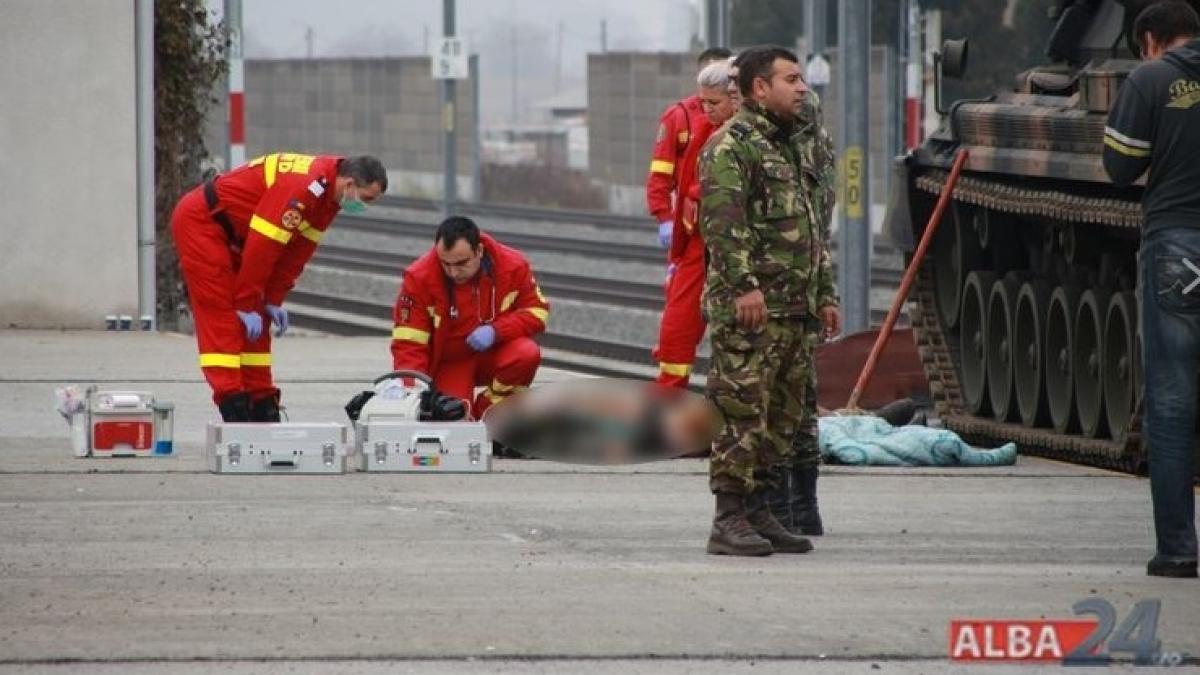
[845,148,970,411]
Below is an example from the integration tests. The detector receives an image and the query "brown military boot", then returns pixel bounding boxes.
[746,491,814,553]
[706,493,774,556]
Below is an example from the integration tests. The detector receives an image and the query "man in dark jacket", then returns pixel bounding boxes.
[1103,0,1200,579]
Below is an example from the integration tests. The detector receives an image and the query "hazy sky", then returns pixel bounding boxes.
[232,0,701,126]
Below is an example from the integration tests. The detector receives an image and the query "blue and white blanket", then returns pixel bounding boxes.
[818,415,1018,466]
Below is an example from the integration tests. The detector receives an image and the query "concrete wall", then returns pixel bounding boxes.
[244,57,477,199]
[587,52,696,216]
[0,0,138,327]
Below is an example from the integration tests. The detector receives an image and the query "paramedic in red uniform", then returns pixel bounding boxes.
[390,217,550,419]
[646,48,733,387]
[171,153,388,422]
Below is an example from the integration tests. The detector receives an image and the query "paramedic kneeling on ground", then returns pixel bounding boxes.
[390,217,550,419]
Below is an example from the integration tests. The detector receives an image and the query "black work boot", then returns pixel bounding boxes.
[747,491,813,553]
[791,464,824,536]
[249,388,282,423]
[1147,555,1198,578]
[706,493,774,556]
[217,392,252,423]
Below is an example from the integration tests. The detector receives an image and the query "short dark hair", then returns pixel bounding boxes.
[734,45,799,97]
[697,47,733,65]
[338,155,388,192]
[1134,0,1200,55]
[435,216,481,251]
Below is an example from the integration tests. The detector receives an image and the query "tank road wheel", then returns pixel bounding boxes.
[1014,279,1053,427]
[1046,285,1081,434]
[1074,289,1111,439]
[961,271,997,415]
[986,273,1024,422]
[933,202,984,329]
[1103,292,1138,441]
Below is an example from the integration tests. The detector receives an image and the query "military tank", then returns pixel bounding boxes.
[889,0,1200,472]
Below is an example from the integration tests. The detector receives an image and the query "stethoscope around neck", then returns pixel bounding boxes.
[444,253,496,323]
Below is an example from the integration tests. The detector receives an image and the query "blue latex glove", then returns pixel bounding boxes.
[466,324,496,352]
[236,310,263,341]
[265,304,289,337]
[657,221,673,249]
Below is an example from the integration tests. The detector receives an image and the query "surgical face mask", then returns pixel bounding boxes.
[341,185,368,214]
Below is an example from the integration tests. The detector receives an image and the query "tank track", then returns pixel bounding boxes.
[911,170,1143,473]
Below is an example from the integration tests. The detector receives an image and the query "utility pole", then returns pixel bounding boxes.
[837,0,871,332]
[805,0,829,101]
[555,20,564,94]
[443,0,457,215]
[706,0,719,47]
[510,22,518,124]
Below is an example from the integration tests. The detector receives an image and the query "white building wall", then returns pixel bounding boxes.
[0,0,138,327]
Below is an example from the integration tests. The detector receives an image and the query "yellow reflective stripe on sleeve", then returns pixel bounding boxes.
[199,353,241,368]
[297,222,323,244]
[250,215,293,244]
[482,389,506,404]
[240,352,272,366]
[264,153,280,187]
[525,307,549,323]
[426,307,442,328]
[392,326,431,344]
[659,362,692,377]
[1103,135,1150,158]
[650,159,675,174]
[499,290,519,312]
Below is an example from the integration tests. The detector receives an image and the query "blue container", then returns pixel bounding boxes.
[152,402,175,455]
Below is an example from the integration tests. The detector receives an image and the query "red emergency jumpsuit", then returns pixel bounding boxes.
[390,233,550,419]
[170,152,343,406]
[646,95,714,388]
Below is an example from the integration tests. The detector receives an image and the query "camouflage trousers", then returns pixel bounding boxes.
[707,318,820,495]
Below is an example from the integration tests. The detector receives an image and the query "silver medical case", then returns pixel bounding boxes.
[206,422,349,474]
[355,420,491,473]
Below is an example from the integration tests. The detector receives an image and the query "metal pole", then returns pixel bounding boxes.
[135,0,155,330]
[470,53,481,203]
[443,0,457,216]
[706,0,719,47]
[837,0,871,333]
[224,0,244,169]
[905,0,923,149]
[808,0,828,100]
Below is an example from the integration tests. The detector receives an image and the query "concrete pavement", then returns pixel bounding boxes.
[0,330,1196,674]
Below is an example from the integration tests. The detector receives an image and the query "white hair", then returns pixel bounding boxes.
[697,56,735,90]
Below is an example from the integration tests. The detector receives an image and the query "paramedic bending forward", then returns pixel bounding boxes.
[171,153,387,422]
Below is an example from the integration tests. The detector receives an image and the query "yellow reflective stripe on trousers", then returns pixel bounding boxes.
[297,222,323,244]
[240,352,272,367]
[392,326,431,344]
[264,153,280,187]
[199,353,241,368]
[250,215,293,244]
[525,307,549,323]
[659,362,691,377]
[650,159,675,174]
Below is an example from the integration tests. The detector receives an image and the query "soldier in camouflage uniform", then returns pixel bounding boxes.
[699,46,841,556]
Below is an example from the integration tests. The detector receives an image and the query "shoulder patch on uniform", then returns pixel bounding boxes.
[307,179,326,198]
[287,198,306,212]
[396,294,414,308]
[656,124,666,144]
[281,209,302,230]
[728,119,752,140]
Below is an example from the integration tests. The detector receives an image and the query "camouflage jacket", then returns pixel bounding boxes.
[699,101,838,326]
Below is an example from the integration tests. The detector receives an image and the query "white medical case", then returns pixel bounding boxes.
[354,420,491,473]
[206,422,349,474]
